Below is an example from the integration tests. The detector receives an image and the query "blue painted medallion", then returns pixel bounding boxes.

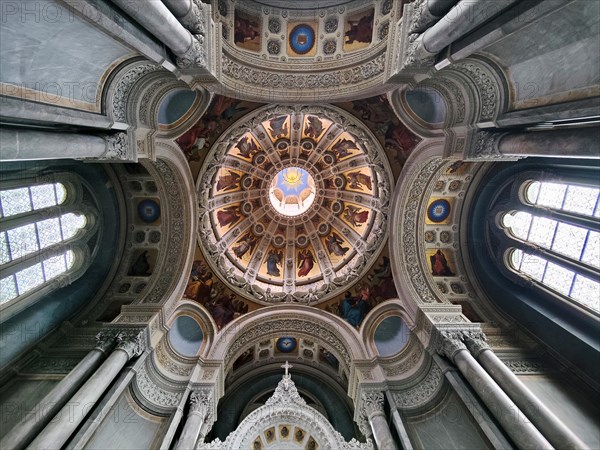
[289,24,315,55]
[276,337,297,353]
[427,199,451,223]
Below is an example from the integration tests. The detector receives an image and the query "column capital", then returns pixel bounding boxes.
[115,331,145,359]
[100,132,130,161]
[436,330,468,361]
[468,131,512,161]
[94,331,116,355]
[463,331,490,358]
[177,36,206,69]
[180,0,206,36]
[189,389,211,417]
[361,391,385,419]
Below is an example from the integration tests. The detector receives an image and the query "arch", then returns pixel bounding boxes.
[208,305,369,376]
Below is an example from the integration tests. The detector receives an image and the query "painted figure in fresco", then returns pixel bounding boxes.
[235,135,260,159]
[331,138,358,159]
[345,12,374,44]
[216,205,241,228]
[304,116,324,139]
[208,293,248,329]
[184,261,213,305]
[268,116,289,139]
[343,205,369,227]
[128,251,151,276]
[351,95,390,122]
[431,249,455,276]
[341,290,369,328]
[266,249,283,277]
[232,232,258,259]
[346,171,372,190]
[385,122,419,164]
[297,249,315,277]
[216,170,241,192]
[368,256,398,301]
[325,232,349,257]
[234,17,259,43]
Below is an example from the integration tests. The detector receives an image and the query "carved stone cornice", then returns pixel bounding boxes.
[115,331,146,359]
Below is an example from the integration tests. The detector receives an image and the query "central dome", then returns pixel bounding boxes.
[197,105,393,305]
[269,167,315,216]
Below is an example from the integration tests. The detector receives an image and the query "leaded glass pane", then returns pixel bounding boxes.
[528,216,557,248]
[542,262,574,296]
[524,181,540,204]
[582,231,600,269]
[536,182,567,209]
[563,185,598,216]
[61,213,86,240]
[0,232,9,264]
[571,275,600,313]
[0,275,17,304]
[30,184,58,210]
[43,254,67,279]
[520,253,546,281]
[503,211,531,240]
[15,263,44,295]
[54,183,67,204]
[7,224,38,260]
[0,188,31,217]
[37,218,62,249]
[552,223,587,260]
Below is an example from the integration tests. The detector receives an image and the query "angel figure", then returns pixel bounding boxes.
[297,249,315,277]
[325,232,349,257]
[343,205,369,227]
[266,249,283,277]
[304,116,324,139]
[268,116,289,139]
[216,170,241,192]
[346,171,372,190]
[235,135,259,158]
[216,205,241,228]
[232,232,257,259]
[330,138,359,159]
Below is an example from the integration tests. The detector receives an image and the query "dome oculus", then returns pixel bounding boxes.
[270,167,315,216]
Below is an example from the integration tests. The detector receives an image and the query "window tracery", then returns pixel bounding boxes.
[499,180,600,314]
[0,179,97,305]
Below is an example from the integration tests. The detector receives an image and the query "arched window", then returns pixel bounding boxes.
[0,178,97,307]
[498,180,599,314]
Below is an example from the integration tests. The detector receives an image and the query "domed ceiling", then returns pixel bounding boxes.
[197,104,393,304]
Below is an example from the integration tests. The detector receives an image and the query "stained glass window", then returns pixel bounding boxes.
[503,180,600,314]
[0,182,87,306]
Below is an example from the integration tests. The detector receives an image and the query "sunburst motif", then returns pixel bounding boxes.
[282,168,303,191]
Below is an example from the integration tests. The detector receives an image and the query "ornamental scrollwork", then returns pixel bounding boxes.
[391,364,443,408]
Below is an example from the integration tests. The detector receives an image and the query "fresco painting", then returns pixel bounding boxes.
[343,168,373,194]
[184,259,250,329]
[234,9,261,51]
[213,168,243,195]
[427,249,456,277]
[343,9,374,52]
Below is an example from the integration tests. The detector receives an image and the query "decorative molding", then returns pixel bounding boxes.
[155,339,193,377]
[469,131,506,160]
[454,62,499,121]
[111,62,165,123]
[391,364,443,408]
[135,364,182,408]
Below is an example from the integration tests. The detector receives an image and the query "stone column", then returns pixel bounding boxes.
[464,335,589,450]
[469,128,600,161]
[438,332,552,450]
[361,392,398,450]
[162,0,205,36]
[27,331,145,450]
[0,333,115,450]
[110,0,205,69]
[175,389,211,450]
[0,128,130,161]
